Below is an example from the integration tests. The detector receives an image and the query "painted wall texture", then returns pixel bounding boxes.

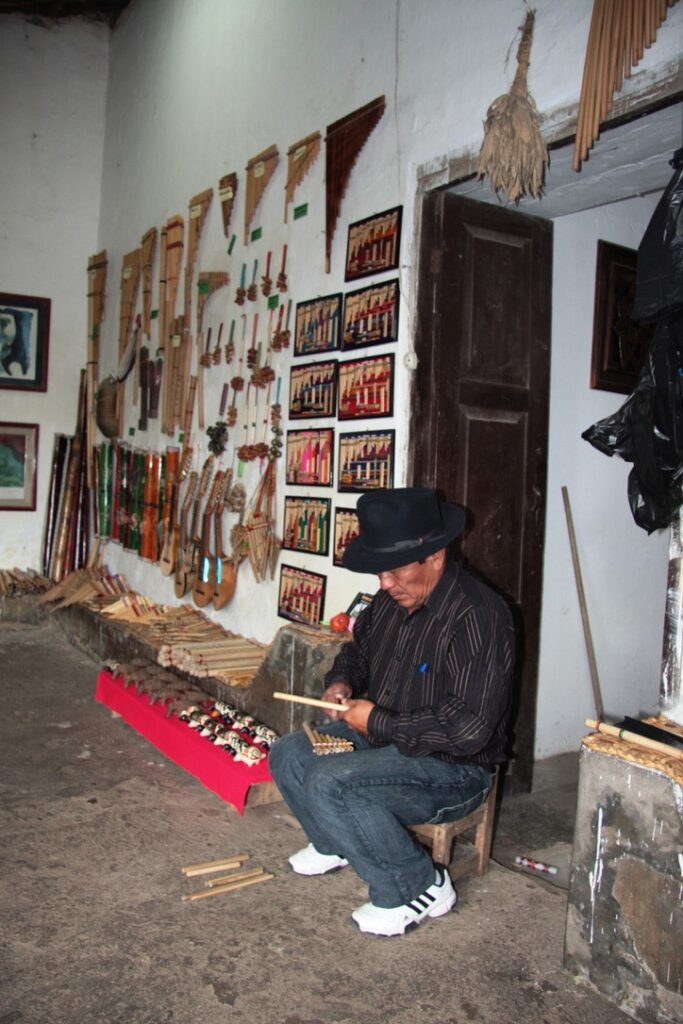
[1,0,681,757]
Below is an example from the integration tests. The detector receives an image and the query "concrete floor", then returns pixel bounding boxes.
[0,617,634,1024]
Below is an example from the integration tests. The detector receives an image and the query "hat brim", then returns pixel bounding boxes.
[342,503,465,574]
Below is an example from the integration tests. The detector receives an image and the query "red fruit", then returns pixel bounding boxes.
[330,612,350,633]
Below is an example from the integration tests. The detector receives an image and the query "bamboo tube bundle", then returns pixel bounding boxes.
[285,131,321,222]
[573,0,678,171]
[41,434,71,576]
[184,188,214,326]
[476,10,548,203]
[140,227,157,339]
[86,250,107,486]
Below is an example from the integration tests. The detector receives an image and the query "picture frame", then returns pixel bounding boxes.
[590,240,654,394]
[294,293,343,356]
[286,428,334,487]
[289,359,338,419]
[283,496,332,556]
[0,292,51,392]
[0,422,39,511]
[333,506,360,567]
[344,206,402,282]
[278,564,327,626]
[346,592,373,620]
[338,429,394,492]
[342,279,399,351]
[338,353,394,420]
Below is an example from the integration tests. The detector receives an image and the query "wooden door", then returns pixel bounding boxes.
[410,191,553,792]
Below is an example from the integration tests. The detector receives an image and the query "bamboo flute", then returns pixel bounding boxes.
[182,854,248,876]
[586,719,683,761]
[273,692,350,712]
[205,867,265,888]
[182,873,273,902]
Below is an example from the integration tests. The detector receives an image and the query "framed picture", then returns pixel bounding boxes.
[338,353,394,420]
[0,292,51,392]
[342,279,399,351]
[346,592,373,619]
[0,422,39,510]
[286,428,334,486]
[344,206,402,282]
[278,564,327,626]
[333,506,360,567]
[294,293,343,356]
[590,240,654,394]
[283,496,332,556]
[338,429,394,492]
[289,359,338,419]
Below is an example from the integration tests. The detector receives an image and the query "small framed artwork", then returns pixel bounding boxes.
[333,506,360,567]
[286,428,334,486]
[0,292,51,392]
[590,240,654,395]
[283,496,332,556]
[342,279,399,351]
[289,359,338,419]
[345,206,402,282]
[346,592,373,619]
[0,422,39,510]
[278,564,327,626]
[294,293,343,356]
[338,353,394,420]
[338,429,394,492]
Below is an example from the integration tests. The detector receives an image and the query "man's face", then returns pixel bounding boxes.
[377,550,445,613]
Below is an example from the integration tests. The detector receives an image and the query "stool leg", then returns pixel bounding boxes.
[430,827,454,866]
[475,775,499,874]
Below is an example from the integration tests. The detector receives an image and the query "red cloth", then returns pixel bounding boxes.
[95,670,272,814]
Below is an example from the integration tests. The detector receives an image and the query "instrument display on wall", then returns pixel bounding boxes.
[325,95,385,272]
[184,187,214,324]
[244,144,279,244]
[284,130,321,222]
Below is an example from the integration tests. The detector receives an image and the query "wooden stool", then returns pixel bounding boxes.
[407,770,499,880]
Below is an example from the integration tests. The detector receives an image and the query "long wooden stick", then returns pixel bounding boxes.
[205,867,266,888]
[181,854,248,876]
[586,719,683,761]
[562,486,605,720]
[273,692,349,711]
[182,873,274,902]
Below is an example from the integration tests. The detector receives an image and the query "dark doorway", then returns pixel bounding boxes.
[410,190,553,792]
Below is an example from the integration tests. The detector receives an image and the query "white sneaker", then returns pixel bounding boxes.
[288,843,349,876]
[351,867,457,936]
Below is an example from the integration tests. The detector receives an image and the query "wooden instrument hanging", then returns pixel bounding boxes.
[175,455,214,598]
[52,373,87,582]
[212,469,237,610]
[218,172,238,237]
[117,249,142,434]
[162,215,184,433]
[140,226,157,339]
[159,446,192,577]
[573,0,677,171]
[284,131,321,222]
[86,250,107,486]
[184,188,213,325]
[244,144,279,244]
[172,469,199,592]
[192,469,226,608]
[325,95,385,273]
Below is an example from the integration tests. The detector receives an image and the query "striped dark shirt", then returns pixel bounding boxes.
[324,561,515,767]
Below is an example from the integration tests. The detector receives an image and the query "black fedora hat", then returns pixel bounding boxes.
[342,487,465,574]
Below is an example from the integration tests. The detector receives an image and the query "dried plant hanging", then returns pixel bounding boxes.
[573,0,679,172]
[476,8,548,203]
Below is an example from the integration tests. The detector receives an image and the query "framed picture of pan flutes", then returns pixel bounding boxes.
[285,428,334,486]
[338,429,394,492]
[283,496,331,556]
[342,279,399,351]
[278,564,327,626]
[0,422,39,511]
[338,353,394,420]
[344,207,402,282]
[289,359,338,419]
[294,293,343,356]
[333,506,360,567]
[0,292,51,392]
[590,240,654,395]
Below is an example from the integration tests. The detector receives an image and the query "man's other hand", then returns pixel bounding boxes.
[338,698,374,735]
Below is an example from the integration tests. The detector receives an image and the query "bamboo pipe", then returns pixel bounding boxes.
[205,867,266,888]
[181,854,248,876]
[182,873,274,901]
[585,719,683,761]
[273,692,350,712]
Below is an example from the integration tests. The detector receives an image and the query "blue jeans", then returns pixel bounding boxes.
[268,722,492,908]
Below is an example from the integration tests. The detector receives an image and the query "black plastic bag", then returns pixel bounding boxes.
[631,148,683,324]
[582,315,683,533]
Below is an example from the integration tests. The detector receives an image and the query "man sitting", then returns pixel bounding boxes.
[269,486,514,936]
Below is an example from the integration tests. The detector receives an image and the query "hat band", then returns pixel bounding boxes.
[366,526,444,554]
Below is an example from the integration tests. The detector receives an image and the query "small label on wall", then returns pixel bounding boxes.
[198,279,209,294]
[128,427,136,437]
[228,234,236,254]
[251,227,262,242]
[151,309,158,319]
[293,203,308,220]
[267,294,280,310]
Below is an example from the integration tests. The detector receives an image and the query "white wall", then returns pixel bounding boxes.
[537,195,670,757]
[2,0,681,756]
[0,16,109,566]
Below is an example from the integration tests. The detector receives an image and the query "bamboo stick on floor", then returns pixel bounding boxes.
[181,854,249,876]
[182,872,273,902]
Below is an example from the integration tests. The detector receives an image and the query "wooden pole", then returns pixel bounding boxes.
[586,719,683,761]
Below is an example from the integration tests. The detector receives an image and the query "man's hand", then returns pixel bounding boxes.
[321,681,353,720]
[338,698,374,735]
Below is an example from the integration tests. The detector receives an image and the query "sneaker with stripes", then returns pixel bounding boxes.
[351,867,457,936]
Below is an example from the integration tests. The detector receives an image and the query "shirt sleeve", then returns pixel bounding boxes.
[323,602,372,697]
[367,605,513,758]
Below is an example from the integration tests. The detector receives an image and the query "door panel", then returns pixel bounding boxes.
[411,191,552,791]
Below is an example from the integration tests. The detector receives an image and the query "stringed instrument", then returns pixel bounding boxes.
[192,469,226,608]
[172,470,199,594]
[159,447,192,576]
[212,469,237,611]
[175,455,214,598]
